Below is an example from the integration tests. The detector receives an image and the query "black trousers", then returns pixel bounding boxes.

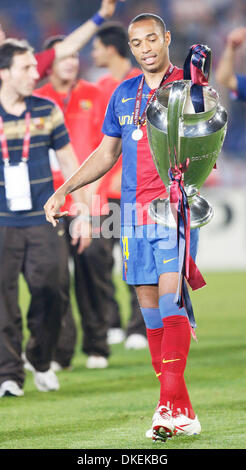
[53,217,111,361]
[0,224,70,387]
[72,235,112,358]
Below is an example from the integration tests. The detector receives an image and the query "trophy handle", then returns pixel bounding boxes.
[167,81,189,167]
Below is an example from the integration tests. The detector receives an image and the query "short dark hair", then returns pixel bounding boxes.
[0,38,33,70]
[96,22,129,58]
[129,13,166,35]
[42,35,65,50]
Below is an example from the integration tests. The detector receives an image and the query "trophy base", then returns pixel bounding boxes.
[149,195,214,229]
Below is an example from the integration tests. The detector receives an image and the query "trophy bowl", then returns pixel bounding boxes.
[146,80,227,228]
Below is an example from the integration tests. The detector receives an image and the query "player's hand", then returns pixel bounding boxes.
[69,216,92,254]
[44,191,67,227]
[227,27,246,49]
[99,0,125,19]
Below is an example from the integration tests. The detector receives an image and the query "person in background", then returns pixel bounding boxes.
[92,22,148,350]
[0,0,122,81]
[0,39,91,397]
[21,0,124,371]
[215,26,246,102]
[35,35,111,371]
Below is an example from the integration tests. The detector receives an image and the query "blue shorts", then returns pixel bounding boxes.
[120,224,199,285]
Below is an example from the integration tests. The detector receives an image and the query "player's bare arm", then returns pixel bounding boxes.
[55,142,95,251]
[44,135,122,226]
[215,26,246,91]
[0,24,6,44]
[55,143,90,210]
[56,143,102,215]
[54,0,124,60]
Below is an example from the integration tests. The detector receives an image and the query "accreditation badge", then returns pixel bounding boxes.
[4,161,32,211]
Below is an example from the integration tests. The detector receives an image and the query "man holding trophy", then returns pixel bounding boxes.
[44,13,227,441]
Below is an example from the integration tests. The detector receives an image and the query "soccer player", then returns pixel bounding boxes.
[215,26,246,101]
[92,22,147,349]
[44,14,201,440]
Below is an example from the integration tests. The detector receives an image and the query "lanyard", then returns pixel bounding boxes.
[133,64,174,128]
[0,111,31,165]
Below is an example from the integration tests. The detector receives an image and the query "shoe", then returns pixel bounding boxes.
[0,380,24,397]
[146,402,170,441]
[22,352,35,372]
[107,328,125,345]
[50,361,73,372]
[125,334,148,350]
[145,428,153,438]
[173,413,201,436]
[86,356,108,369]
[146,401,160,438]
[33,368,60,392]
[152,406,174,441]
[50,361,63,372]
[145,428,171,440]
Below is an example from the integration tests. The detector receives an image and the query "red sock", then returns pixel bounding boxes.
[146,327,163,383]
[173,377,195,419]
[159,315,195,419]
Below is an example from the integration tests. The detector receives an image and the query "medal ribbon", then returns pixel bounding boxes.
[0,112,31,164]
[133,64,174,128]
[183,44,211,113]
[165,45,211,338]
[184,44,216,169]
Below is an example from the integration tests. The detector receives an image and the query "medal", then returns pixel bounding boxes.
[132,126,143,141]
[132,65,174,142]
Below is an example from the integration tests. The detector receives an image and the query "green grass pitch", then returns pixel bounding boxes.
[0,271,245,449]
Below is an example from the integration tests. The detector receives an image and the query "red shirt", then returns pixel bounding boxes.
[96,68,142,207]
[35,79,105,213]
[97,68,141,111]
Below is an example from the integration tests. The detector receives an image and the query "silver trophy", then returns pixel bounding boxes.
[146,80,227,228]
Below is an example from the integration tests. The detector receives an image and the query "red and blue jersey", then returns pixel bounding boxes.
[102,66,183,225]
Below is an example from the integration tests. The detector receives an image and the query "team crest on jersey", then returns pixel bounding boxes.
[79,100,92,110]
[33,117,45,129]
